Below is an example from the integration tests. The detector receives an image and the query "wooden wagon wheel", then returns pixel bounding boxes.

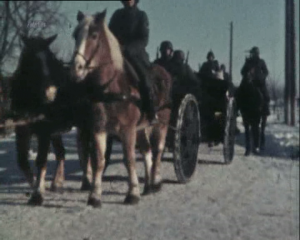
[223,97,236,164]
[173,94,201,183]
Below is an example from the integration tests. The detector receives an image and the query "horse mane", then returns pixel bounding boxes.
[101,19,124,71]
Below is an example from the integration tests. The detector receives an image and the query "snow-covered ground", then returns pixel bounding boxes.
[0,114,299,240]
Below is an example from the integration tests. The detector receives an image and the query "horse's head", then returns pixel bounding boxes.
[12,34,65,112]
[71,10,123,82]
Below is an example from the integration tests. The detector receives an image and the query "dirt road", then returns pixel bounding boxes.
[0,120,299,240]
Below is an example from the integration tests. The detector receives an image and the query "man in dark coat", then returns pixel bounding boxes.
[168,50,199,97]
[199,50,220,79]
[240,46,270,115]
[109,0,156,122]
[153,40,173,71]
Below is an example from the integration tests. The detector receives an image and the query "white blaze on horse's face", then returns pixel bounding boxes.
[72,15,94,81]
[36,51,50,78]
[36,51,57,102]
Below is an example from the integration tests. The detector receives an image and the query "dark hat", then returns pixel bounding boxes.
[173,50,185,62]
[207,50,215,59]
[120,0,139,5]
[160,41,173,51]
[250,46,259,54]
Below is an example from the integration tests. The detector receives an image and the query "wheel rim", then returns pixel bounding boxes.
[224,98,236,162]
[179,99,200,178]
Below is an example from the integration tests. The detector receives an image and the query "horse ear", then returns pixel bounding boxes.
[45,34,57,46]
[77,11,85,22]
[94,9,107,24]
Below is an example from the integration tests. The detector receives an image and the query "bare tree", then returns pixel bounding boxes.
[268,77,284,117]
[268,77,284,102]
[0,1,70,74]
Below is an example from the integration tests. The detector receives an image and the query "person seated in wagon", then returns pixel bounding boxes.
[198,50,220,80]
[167,50,199,99]
[153,40,174,71]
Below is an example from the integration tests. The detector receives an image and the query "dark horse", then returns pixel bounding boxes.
[236,67,267,156]
[70,10,172,207]
[9,35,74,204]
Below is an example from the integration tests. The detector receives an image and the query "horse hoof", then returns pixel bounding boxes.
[142,186,152,196]
[28,192,43,206]
[80,180,92,192]
[124,194,140,205]
[151,182,162,193]
[50,184,64,193]
[253,148,260,155]
[244,150,250,156]
[87,197,102,208]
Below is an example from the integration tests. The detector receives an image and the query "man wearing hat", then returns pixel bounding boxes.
[241,46,270,115]
[199,50,220,79]
[109,0,157,123]
[153,40,173,71]
[168,50,199,97]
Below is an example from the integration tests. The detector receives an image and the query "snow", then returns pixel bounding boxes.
[0,114,299,240]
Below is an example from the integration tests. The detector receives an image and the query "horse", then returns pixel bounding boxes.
[235,67,267,156]
[70,10,172,207]
[9,35,75,205]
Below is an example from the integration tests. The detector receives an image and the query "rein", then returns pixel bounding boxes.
[73,38,101,70]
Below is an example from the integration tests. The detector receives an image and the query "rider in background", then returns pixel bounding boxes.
[241,46,270,116]
[199,50,220,79]
[109,0,157,123]
[153,40,173,71]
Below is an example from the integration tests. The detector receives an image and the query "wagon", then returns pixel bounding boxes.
[0,74,236,186]
[197,77,237,164]
[165,76,236,183]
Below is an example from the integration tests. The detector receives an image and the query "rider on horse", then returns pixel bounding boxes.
[241,46,270,115]
[109,0,157,123]
[153,40,173,70]
[198,50,220,79]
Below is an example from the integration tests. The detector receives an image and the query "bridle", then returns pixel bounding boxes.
[71,30,130,103]
[72,33,117,88]
[73,38,103,70]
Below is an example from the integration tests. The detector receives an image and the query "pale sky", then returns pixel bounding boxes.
[7,1,300,92]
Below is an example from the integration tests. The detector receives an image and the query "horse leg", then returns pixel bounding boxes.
[122,128,140,205]
[260,115,267,151]
[50,135,65,192]
[28,134,51,206]
[103,135,114,173]
[15,126,34,188]
[244,120,251,156]
[137,130,152,196]
[76,128,92,191]
[251,119,260,154]
[150,123,168,193]
[87,131,107,208]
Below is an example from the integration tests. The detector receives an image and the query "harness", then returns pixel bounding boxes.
[72,32,172,128]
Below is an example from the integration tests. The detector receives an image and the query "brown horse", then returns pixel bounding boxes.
[9,35,73,205]
[70,10,172,207]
